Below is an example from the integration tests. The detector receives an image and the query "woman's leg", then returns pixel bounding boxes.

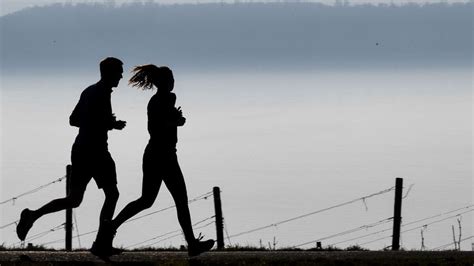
[163,155,195,244]
[112,147,162,230]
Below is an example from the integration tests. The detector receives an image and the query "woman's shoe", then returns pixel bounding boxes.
[188,238,215,257]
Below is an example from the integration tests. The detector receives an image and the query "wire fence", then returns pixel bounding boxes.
[1,175,67,206]
[19,223,66,244]
[326,206,474,248]
[227,186,396,240]
[355,208,474,248]
[30,191,214,247]
[2,174,472,251]
[128,216,216,249]
[431,236,474,251]
[293,217,394,248]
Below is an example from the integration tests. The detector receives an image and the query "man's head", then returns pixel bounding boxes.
[100,57,123,88]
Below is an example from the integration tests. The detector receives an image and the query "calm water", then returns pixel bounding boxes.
[1,68,472,250]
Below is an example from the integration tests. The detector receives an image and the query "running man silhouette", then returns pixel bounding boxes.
[16,57,126,256]
[99,65,214,257]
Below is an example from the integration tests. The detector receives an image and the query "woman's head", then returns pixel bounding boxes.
[129,64,174,91]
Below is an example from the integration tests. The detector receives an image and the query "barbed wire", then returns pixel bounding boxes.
[124,191,213,224]
[0,220,18,230]
[38,191,214,246]
[401,204,474,228]
[402,184,415,199]
[146,221,216,248]
[8,177,469,250]
[15,223,65,245]
[223,217,232,246]
[1,190,214,232]
[347,208,474,247]
[431,235,473,251]
[1,175,66,206]
[126,215,216,248]
[219,197,232,246]
[41,228,97,246]
[293,217,393,248]
[45,218,212,247]
[73,210,82,248]
[228,186,395,239]
[126,229,182,249]
[329,205,474,247]
[329,226,392,246]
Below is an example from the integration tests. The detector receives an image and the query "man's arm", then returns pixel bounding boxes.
[175,106,186,127]
[69,94,84,127]
[105,92,126,131]
[111,116,127,130]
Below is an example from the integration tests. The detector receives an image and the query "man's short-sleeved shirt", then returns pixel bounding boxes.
[70,81,114,150]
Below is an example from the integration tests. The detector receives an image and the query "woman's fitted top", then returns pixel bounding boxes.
[147,92,183,151]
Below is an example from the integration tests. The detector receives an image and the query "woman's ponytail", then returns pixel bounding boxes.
[129,64,160,90]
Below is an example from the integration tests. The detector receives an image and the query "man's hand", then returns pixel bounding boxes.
[177,117,186,126]
[176,106,183,117]
[176,106,185,126]
[113,120,127,130]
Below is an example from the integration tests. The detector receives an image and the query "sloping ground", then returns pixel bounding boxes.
[0,251,473,265]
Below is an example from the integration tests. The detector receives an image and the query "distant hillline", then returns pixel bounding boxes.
[3,0,472,11]
[0,1,471,73]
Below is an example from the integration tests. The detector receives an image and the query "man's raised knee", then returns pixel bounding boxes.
[139,196,155,209]
[69,195,83,208]
[104,186,120,201]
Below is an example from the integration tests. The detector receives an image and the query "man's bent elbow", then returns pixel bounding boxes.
[69,118,80,127]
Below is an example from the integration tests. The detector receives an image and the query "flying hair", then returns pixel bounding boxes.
[129,64,160,90]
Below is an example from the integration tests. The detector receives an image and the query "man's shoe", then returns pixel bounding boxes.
[90,245,111,262]
[98,220,116,245]
[188,239,215,257]
[94,220,118,250]
[90,241,120,260]
[91,226,122,259]
[109,247,123,256]
[90,241,105,257]
[16,209,35,241]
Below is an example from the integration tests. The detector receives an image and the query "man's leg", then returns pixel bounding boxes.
[100,185,119,223]
[16,179,88,241]
[90,151,121,257]
[95,151,120,224]
[91,184,120,255]
[17,146,91,241]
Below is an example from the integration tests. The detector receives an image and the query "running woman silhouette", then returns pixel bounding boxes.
[103,65,214,257]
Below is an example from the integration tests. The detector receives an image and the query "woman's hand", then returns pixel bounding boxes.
[114,120,127,130]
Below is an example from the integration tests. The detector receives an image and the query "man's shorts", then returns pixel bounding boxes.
[71,146,117,189]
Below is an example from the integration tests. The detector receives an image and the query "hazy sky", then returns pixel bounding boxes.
[0,0,470,16]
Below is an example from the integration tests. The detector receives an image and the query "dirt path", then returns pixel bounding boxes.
[0,251,473,265]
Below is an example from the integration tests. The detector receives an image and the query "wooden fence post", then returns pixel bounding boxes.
[392,177,403,251]
[65,165,73,251]
[213,186,224,249]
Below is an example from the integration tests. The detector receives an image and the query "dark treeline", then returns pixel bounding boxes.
[0,2,471,73]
